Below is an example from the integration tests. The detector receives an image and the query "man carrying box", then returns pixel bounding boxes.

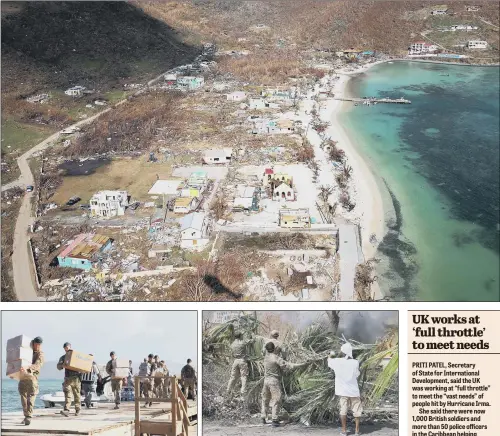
[106,351,123,409]
[18,337,44,426]
[57,342,82,417]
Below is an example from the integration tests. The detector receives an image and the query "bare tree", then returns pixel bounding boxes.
[318,185,334,205]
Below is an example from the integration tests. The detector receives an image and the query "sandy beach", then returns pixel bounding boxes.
[326,66,386,259]
[318,62,387,299]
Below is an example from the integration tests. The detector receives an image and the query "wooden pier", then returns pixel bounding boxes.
[334,97,411,104]
[2,377,197,436]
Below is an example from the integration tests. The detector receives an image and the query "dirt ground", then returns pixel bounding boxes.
[202,422,398,436]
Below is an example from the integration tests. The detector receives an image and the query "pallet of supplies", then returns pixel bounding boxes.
[6,359,31,380]
[6,335,32,352]
[63,350,93,373]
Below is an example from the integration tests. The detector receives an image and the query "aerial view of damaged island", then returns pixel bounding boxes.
[1,1,498,302]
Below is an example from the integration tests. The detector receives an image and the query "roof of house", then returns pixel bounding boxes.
[148,180,183,195]
[274,182,294,191]
[175,197,195,207]
[236,185,256,198]
[204,149,232,158]
[281,215,305,222]
[233,197,253,209]
[277,119,294,128]
[58,233,111,260]
[279,208,309,216]
[189,171,208,179]
[180,212,206,231]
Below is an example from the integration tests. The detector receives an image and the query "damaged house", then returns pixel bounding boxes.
[177,76,204,90]
[90,190,129,218]
[57,233,112,271]
[279,208,311,229]
[203,149,232,165]
[232,185,260,211]
[180,212,210,249]
[174,196,199,214]
[273,182,295,201]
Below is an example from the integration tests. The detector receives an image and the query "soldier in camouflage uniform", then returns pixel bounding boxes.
[226,331,255,398]
[181,359,197,401]
[18,337,44,426]
[105,351,122,409]
[262,330,284,357]
[142,354,155,407]
[57,342,81,417]
[153,360,166,399]
[261,341,305,427]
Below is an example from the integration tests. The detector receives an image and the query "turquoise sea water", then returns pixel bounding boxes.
[2,379,63,413]
[341,61,499,301]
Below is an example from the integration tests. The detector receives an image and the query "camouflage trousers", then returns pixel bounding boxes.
[18,377,39,418]
[154,378,164,398]
[226,359,249,395]
[63,376,81,412]
[261,377,282,421]
[142,379,153,402]
[182,378,197,400]
[111,379,123,405]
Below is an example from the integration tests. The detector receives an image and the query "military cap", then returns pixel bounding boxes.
[63,342,71,348]
[110,351,116,356]
[33,336,43,344]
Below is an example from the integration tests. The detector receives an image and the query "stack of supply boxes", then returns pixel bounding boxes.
[112,358,129,379]
[6,335,32,380]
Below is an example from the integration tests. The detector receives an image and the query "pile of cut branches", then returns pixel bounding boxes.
[203,315,398,424]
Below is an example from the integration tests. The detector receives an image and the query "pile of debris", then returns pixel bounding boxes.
[44,274,137,302]
[203,315,399,425]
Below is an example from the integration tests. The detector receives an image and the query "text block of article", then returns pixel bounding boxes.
[408,311,499,436]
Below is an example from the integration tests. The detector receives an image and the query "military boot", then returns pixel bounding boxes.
[60,410,69,417]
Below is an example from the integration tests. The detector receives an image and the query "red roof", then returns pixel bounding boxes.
[265,168,274,175]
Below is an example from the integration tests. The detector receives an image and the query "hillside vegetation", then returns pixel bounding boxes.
[139,0,498,54]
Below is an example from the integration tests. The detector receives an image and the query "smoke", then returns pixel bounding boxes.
[270,311,398,343]
[339,311,397,344]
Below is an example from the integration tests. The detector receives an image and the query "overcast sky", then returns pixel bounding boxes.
[2,311,197,374]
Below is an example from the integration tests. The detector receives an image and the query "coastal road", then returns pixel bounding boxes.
[8,108,115,301]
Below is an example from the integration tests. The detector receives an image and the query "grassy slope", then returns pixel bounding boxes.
[1,1,200,182]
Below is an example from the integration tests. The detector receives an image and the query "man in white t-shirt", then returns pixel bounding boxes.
[327,342,362,436]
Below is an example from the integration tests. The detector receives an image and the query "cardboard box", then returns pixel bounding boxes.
[112,358,129,369]
[6,347,33,364]
[6,359,31,380]
[6,335,32,351]
[63,350,93,373]
[112,367,129,379]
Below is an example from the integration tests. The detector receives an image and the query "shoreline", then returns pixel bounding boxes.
[324,73,386,258]
[321,64,388,300]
